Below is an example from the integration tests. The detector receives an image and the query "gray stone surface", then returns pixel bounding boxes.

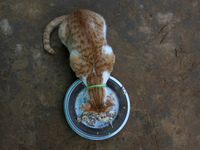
[0,0,200,149]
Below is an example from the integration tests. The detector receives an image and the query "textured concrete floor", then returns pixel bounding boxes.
[0,0,200,149]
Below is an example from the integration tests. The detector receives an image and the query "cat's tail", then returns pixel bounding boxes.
[43,15,67,54]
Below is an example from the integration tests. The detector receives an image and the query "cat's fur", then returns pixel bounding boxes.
[43,9,115,113]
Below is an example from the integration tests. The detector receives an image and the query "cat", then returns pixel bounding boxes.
[43,9,115,113]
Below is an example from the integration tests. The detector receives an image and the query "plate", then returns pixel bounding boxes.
[64,76,130,140]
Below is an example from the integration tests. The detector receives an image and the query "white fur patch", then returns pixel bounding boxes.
[93,68,96,74]
[91,22,95,29]
[103,87,108,102]
[102,45,113,54]
[102,71,110,84]
[70,50,78,56]
[81,75,88,86]
[102,70,110,103]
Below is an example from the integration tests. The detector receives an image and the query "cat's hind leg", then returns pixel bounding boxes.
[101,45,115,73]
[70,50,89,85]
[70,50,82,74]
[58,20,69,48]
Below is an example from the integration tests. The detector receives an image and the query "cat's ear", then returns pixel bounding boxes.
[83,103,92,112]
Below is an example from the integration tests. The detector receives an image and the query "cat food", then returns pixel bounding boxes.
[77,93,117,127]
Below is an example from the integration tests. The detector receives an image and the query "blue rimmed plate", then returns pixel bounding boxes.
[64,76,130,140]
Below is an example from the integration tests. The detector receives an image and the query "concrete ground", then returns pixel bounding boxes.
[0,0,200,149]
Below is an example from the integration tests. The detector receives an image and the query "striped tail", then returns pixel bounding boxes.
[43,15,67,54]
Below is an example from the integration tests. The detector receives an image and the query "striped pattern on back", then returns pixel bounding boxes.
[43,10,115,113]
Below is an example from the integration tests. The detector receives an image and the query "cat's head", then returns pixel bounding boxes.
[83,87,114,113]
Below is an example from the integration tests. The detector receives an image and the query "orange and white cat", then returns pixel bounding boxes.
[43,9,115,113]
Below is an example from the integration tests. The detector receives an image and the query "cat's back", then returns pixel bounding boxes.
[69,9,105,31]
[66,10,107,52]
[64,10,115,85]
